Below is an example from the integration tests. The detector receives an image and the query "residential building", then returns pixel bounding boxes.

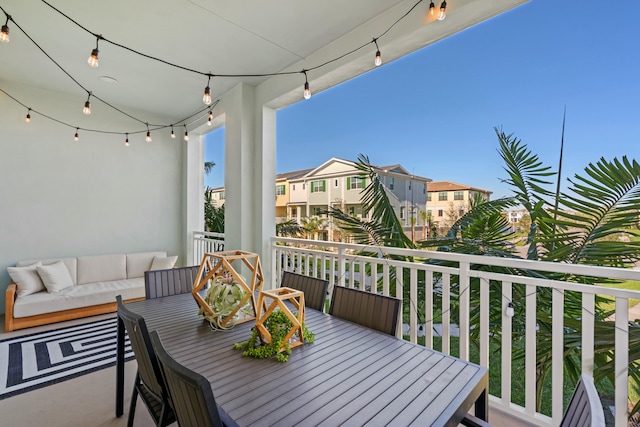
[426,181,492,230]
[211,158,431,241]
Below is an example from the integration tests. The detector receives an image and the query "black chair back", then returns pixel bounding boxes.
[150,330,232,427]
[116,295,174,427]
[280,271,329,312]
[144,265,199,299]
[329,286,401,336]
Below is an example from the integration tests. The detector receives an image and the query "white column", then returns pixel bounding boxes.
[185,134,205,265]
[222,83,276,285]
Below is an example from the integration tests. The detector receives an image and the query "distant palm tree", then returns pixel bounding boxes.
[419,210,428,240]
[204,161,216,175]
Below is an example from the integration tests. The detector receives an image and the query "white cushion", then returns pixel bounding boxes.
[36,261,75,293]
[7,262,46,297]
[17,258,78,285]
[13,278,145,318]
[77,254,126,285]
[149,255,178,271]
[126,251,166,278]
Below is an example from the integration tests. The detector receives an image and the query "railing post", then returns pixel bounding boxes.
[615,297,629,427]
[582,293,595,375]
[501,281,512,407]
[525,283,537,416]
[459,261,470,361]
[552,288,564,424]
[479,277,489,368]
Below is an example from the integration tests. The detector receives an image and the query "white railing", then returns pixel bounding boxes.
[269,237,640,427]
[192,231,224,264]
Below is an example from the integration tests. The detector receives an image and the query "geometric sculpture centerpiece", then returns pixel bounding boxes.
[192,250,263,329]
[255,287,306,352]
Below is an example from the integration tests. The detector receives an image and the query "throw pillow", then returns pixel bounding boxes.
[7,262,46,297]
[149,255,178,271]
[37,261,75,293]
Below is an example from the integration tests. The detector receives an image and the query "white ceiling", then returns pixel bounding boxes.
[0,0,527,126]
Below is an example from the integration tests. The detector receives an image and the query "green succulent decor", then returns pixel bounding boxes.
[199,272,250,330]
[234,309,315,362]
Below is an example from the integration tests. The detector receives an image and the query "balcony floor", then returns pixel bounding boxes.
[0,314,535,427]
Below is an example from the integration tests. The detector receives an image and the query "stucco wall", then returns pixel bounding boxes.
[0,83,186,314]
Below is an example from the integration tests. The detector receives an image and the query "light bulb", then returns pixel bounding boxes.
[303,81,311,100]
[125,134,129,147]
[203,86,212,105]
[437,1,447,20]
[25,110,31,122]
[170,128,176,139]
[183,131,189,142]
[87,48,99,68]
[207,117,212,126]
[505,302,514,318]
[375,50,382,67]
[83,100,91,115]
[74,129,79,141]
[146,131,151,142]
[0,24,9,43]
[429,1,435,16]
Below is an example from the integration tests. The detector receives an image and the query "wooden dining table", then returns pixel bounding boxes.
[115,292,488,426]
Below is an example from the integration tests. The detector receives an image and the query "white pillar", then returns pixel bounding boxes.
[222,83,276,285]
[185,134,205,266]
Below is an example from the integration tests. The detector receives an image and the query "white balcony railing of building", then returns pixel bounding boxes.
[193,232,640,426]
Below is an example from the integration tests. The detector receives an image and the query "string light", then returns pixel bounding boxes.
[125,133,129,146]
[25,108,31,122]
[505,301,514,318]
[203,75,212,105]
[74,127,79,141]
[1,14,10,43]
[82,93,91,115]
[183,125,189,142]
[429,1,435,16]
[145,124,151,142]
[303,70,311,100]
[170,125,176,139]
[87,36,100,68]
[437,1,447,20]
[373,38,382,67]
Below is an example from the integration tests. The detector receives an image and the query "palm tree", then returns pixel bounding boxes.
[300,215,328,240]
[204,161,216,175]
[419,210,428,240]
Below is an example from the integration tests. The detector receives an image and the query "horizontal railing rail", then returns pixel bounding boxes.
[269,236,640,427]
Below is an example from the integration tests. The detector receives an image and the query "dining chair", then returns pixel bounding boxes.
[150,330,238,427]
[329,285,401,336]
[280,271,329,312]
[144,265,199,299]
[116,295,176,427]
[559,374,605,427]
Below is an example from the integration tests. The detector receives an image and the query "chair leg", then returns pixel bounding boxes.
[127,372,140,427]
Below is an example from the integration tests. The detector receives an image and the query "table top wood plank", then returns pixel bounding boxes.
[122,292,488,427]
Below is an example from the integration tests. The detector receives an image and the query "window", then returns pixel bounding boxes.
[400,206,405,219]
[310,180,326,193]
[438,192,448,201]
[389,177,394,190]
[349,176,365,189]
[302,183,306,190]
[276,184,286,196]
[458,208,465,217]
[454,191,464,201]
[427,193,432,201]
[423,183,427,194]
[408,181,412,190]
[334,179,339,187]
[349,207,355,215]
[292,184,296,191]
[437,209,443,217]
[219,191,225,200]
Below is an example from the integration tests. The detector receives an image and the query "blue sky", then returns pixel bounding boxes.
[205,0,640,199]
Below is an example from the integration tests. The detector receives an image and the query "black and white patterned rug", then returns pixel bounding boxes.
[0,317,133,400]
